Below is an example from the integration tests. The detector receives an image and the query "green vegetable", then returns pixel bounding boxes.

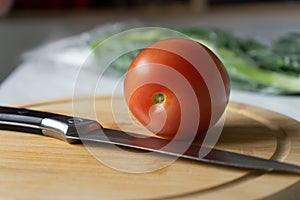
[272,33,300,75]
[91,27,300,94]
[218,48,300,93]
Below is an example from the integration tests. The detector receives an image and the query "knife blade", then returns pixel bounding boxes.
[1,106,300,173]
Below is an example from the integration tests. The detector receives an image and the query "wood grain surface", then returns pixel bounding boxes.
[0,96,300,200]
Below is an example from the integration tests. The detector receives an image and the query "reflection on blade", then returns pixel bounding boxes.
[67,127,300,174]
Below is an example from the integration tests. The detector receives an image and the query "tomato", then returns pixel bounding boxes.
[124,38,230,140]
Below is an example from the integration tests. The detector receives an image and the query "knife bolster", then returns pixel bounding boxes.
[41,118,78,143]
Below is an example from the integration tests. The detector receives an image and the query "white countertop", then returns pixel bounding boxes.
[1,59,299,122]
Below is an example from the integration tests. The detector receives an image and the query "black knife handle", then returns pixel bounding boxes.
[0,106,49,134]
[0,106,99,143]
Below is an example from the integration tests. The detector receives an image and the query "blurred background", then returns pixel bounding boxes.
[1,0,299,84]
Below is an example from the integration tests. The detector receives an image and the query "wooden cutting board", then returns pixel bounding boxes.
[0,96,300,200]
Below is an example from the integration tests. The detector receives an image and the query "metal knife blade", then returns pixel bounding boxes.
[1,106,300,173]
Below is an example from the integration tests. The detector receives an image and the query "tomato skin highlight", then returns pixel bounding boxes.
[127,84,181,138]
[124,38,230,139]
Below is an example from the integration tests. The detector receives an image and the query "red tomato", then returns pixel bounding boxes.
[124,38,230,140]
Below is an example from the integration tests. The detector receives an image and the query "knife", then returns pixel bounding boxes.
[1,106,300,173]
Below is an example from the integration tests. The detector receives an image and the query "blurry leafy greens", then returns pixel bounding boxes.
[91,27,300,94]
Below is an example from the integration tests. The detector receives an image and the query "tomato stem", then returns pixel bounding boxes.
[153,93,166,105]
